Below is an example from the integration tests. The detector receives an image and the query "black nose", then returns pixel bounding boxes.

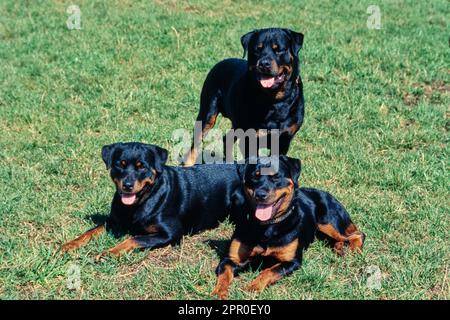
[258,58,272,70]
[255,189,269,201]
[122,181,134,191]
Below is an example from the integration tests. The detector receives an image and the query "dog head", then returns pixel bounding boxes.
[241,28,303,91]
[101,142,168,206]
[240,155,301,223]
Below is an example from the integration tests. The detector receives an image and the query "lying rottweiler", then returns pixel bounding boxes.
[60,142,246,260]
[212,156,365,299]
[184,28,305,166]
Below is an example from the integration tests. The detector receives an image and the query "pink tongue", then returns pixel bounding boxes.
[255,204,273,221]
[121,194,136,205]
[260,77,275,88]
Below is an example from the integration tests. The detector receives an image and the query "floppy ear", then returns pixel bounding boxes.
[241,29,257,58]
[148,145,168,174]
[284,29,304,56]
[237,163,247,182]
[237,155,260,182]
[284,156,301,187]
[101,143,120,169]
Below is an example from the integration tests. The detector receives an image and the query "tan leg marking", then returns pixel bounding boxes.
[183,115,218,167]
[318,223,348,242]
[211,264,234,300]
[246,263,283,293]
[319,223,365,255]
[95,238,141,261]
[60,225,105,253]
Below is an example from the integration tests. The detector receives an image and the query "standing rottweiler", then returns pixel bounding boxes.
[184,28,305,166]
[60,142,246,260]
[212,156,365,299]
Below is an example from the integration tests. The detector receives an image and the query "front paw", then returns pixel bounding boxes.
[60,241,79,253]
[94,251,108,262]
[211,285,229,300]
[333,241,346,256]
[246,281,265,293]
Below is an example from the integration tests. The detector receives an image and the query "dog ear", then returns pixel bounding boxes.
[282,155,301,187]
[237,156,258,182]
[241,29,258,58]
[284,29,304,56]
[101,143,120,169]
[147,145,168,174]
[237,162,247,182]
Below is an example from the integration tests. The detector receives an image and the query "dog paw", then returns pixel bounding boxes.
[94,252,108,262]
[60,241,78,253]
[245,281,264,293]
[211,286,229,300]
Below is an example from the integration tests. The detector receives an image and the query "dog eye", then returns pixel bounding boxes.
[255,171,261,177]
[120,160,127,168]
[275,47,286,54]
[272,44,279,52]
[135,161,144,170]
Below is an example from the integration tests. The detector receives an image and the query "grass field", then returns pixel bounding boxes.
[0,0,449,300]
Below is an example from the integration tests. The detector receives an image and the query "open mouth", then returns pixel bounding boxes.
[118,183,152,206]
[256,72,286,89]
[254,194,286,222]
[120,193,137,205]
[117,176,156,206]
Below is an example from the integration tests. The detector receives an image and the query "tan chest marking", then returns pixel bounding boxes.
[254,238,299,262]
[229,239,253,265]
[229,238,299,265]
[145,224,159,234]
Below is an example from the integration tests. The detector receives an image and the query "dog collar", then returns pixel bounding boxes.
[259,206,295,225]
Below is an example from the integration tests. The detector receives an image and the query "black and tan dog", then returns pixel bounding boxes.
[212,156,365,299]
[60,142,246,260]
[184,28,305,166]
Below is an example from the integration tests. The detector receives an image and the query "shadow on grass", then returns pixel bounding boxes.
[204,239,230,260]
[86,213,127,238]
[87,213,108,225]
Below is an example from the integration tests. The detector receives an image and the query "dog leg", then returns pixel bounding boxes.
[95,233,177,261]
[317,223,350,256]
[246,258,301,293]
[278,133,294,155]
[211,239,255,299]
[318,223,365,255]
[211,258,237,300]
[60,225,105,253]
[345,224,365,253]
[183,94,220,166]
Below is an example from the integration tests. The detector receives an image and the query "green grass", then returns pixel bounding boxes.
[0,0,448,300]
